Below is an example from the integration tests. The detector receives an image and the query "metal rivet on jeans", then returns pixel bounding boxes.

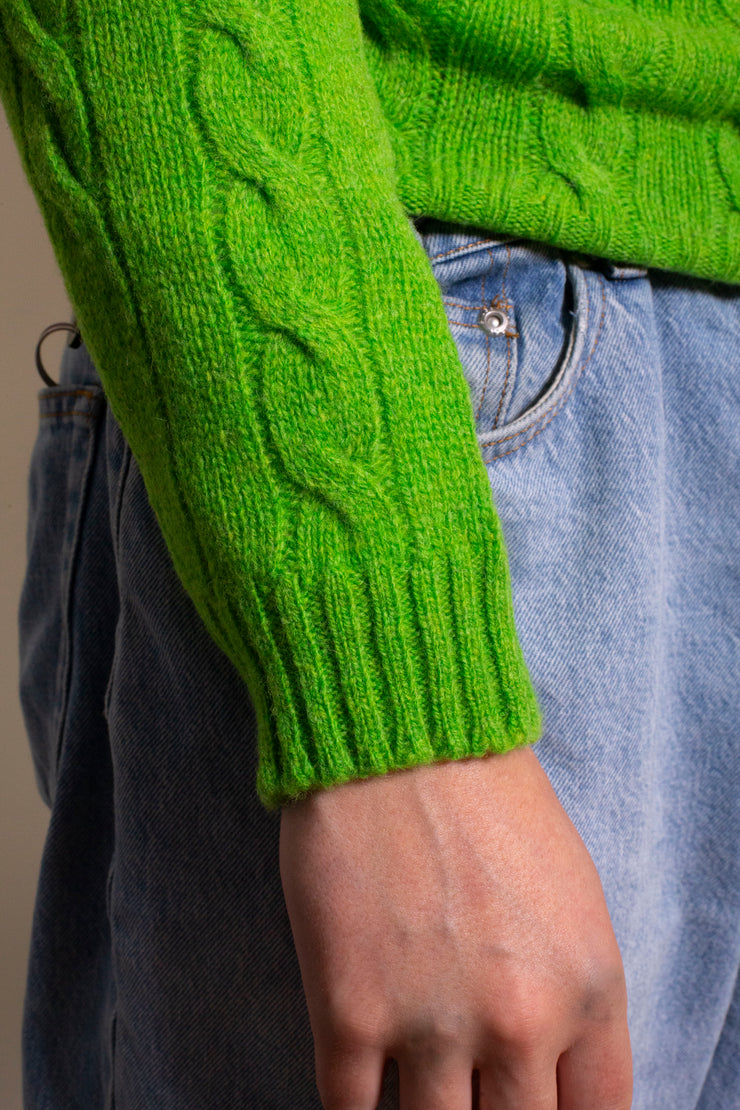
[478,307,510,335]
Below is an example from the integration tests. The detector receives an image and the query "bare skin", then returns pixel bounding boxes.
[280,746,633,1110]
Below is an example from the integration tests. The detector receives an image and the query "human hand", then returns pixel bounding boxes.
[279,747,632,1109]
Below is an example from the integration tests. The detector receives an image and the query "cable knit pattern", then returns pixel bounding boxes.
[0,0,544,807]
[362,0,740,282]
[1,0,738,805]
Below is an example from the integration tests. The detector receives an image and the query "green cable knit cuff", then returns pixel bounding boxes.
[231,533,542,809]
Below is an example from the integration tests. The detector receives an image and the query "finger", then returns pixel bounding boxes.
[314,1038,387,1110]
[477,1059,557,1110]
[557,1021,633,1110]
[398,1053,474,1110]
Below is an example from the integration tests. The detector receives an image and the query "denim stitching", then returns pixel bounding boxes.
[113,442,134,566]
[443,309,517,334]
[442,312,486,322]
[430,237,505,262]
[491,330,512,429]
[38,388,99,401]
[40,410,98,422]
[443,298,486,310]
[489,244,513,428]
[476,262,493,424]
[39,387,101,416]
[442,242,520,428]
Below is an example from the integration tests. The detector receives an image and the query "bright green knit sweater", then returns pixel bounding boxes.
[1,0,738,808]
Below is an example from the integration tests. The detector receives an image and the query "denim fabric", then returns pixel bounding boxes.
[18,218,740,1109]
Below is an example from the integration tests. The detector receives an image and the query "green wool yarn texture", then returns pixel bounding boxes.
[1,0,737,806]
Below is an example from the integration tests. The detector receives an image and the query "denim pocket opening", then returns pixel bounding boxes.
[424,230,601,462]
[476,263,604,461]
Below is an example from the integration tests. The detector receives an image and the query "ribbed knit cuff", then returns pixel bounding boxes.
[227,532,541,809]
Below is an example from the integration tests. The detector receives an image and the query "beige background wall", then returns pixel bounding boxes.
[1,109,73,1109]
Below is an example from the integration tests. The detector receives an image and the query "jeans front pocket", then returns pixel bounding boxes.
[18,377,107,807]
[417,218,603,463]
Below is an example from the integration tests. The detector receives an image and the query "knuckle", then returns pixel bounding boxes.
[404,1010,471,1055]
[500,1012,547,1059]
[483,987,552,1058]
[575,951,629,1026]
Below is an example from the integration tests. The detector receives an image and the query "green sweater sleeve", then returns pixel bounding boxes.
[0,0,541,808]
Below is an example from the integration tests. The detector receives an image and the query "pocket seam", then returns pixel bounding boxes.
[111,438,134,564]
[481,270,607,460]
[38,386,100,404]
[50,389,107,790]
[103,435,133,723]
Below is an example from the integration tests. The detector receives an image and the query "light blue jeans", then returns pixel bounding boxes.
[18,218,740,1108]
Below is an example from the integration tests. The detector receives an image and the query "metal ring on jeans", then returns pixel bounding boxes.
[35,320,82,387]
